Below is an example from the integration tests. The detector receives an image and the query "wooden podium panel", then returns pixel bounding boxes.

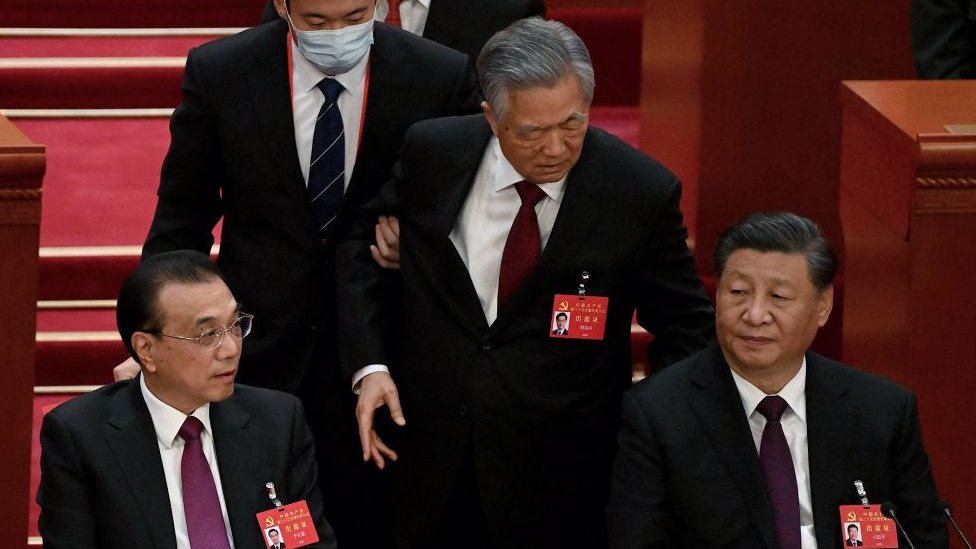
[840,80,976,543]
[640,0,915,272]
[0,114,44,548]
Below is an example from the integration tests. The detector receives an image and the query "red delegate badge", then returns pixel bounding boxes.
[550,294,609,340]
[256,500,320,548]
[839,504,898,547]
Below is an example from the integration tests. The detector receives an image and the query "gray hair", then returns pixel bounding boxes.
[477,18,595,121]
[714,211,837,291]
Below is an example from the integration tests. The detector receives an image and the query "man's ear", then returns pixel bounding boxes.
[482,101,500,136]
[816,285,834,328]
[273,0,288,20]
[131,332,156,373]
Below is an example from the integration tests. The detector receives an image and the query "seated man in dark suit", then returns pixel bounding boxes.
[608,211,947,548]
[38,250,336,549]
[261,0,546,61]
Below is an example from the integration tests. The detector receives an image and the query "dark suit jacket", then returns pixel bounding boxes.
[336,115,714,547]
[260,0,545,61]
[143,20,478,394]
[608,344,947,549]
[37,380,336,549]
[912,0,976,78]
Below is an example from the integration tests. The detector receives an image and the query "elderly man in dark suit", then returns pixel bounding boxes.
[261,0,546,61]
[608,212,947,548]
[38,251,337,549]
[336,18,714,548]
[118,0,480,545]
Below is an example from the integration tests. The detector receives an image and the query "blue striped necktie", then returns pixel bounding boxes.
[308,78,345,239]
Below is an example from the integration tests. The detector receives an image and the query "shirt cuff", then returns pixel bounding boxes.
[351,364,390,394]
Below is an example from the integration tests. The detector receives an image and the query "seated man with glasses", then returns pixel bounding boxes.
[37,250,337,549]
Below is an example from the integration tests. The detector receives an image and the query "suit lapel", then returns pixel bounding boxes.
[106,380,178,549]
[346,25,408,206]
[246,21,307,196]
[211,395,264,547]
[687,347,780,549]
[421,118,494,336]
[805,354,856,548]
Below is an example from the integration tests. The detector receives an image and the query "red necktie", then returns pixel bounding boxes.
[180,417,232,549]
[386,0,402,27]
[498,182,547,309]
[757,396,801,549]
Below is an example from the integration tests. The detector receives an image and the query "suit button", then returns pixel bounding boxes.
[459,404,469,417]
[481,343,492,351]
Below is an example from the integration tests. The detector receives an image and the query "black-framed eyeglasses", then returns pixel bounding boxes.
[149,314,253,351]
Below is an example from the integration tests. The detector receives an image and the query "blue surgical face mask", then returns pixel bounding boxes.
[287,13,374,75]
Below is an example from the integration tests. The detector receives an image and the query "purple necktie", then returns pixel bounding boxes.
[179,416,232,549]
[757,396,800,549]
[498,181,547,309]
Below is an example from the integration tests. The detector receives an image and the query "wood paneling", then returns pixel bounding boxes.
[0,114,44,548]
[840,80,976,545]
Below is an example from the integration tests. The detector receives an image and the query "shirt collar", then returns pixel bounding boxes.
[730,357,808,423]
[140,374,213,449]
[290,34,370,97]
[489,136,567,203]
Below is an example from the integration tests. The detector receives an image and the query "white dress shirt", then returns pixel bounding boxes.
[376,0,431,36]
[449,137,566,324]
[140,376,235,549]
[352,137,567,390]
[730,360,818,549]
[290,36,369,190]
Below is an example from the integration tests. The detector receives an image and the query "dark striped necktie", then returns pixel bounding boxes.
[308,78,345,239]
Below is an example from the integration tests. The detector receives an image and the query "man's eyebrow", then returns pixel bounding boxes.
[193,302,243,327]
[343,6,368,18]
[194,315,217,328]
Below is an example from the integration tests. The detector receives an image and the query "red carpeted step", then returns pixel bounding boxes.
[35,339,123,386]
[0,33,228,58]
[37,308,118,332]
[10,116,172,247]
[550,8,641,107]
[38,254,140,301]
[590,106,639,148]
[1,63,184,108]
[2,0,266,28]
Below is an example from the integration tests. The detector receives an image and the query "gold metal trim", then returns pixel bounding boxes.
[36,331,118,342]
[38,299,117,309]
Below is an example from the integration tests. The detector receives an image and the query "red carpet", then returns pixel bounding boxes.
[0,34,222,58]
[13,117,174,247]
[1,66,185,108]
[2,0,266,28]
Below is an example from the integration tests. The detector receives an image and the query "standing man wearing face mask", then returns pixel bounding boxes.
[139,0,480,546]
[261,0,547,61]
